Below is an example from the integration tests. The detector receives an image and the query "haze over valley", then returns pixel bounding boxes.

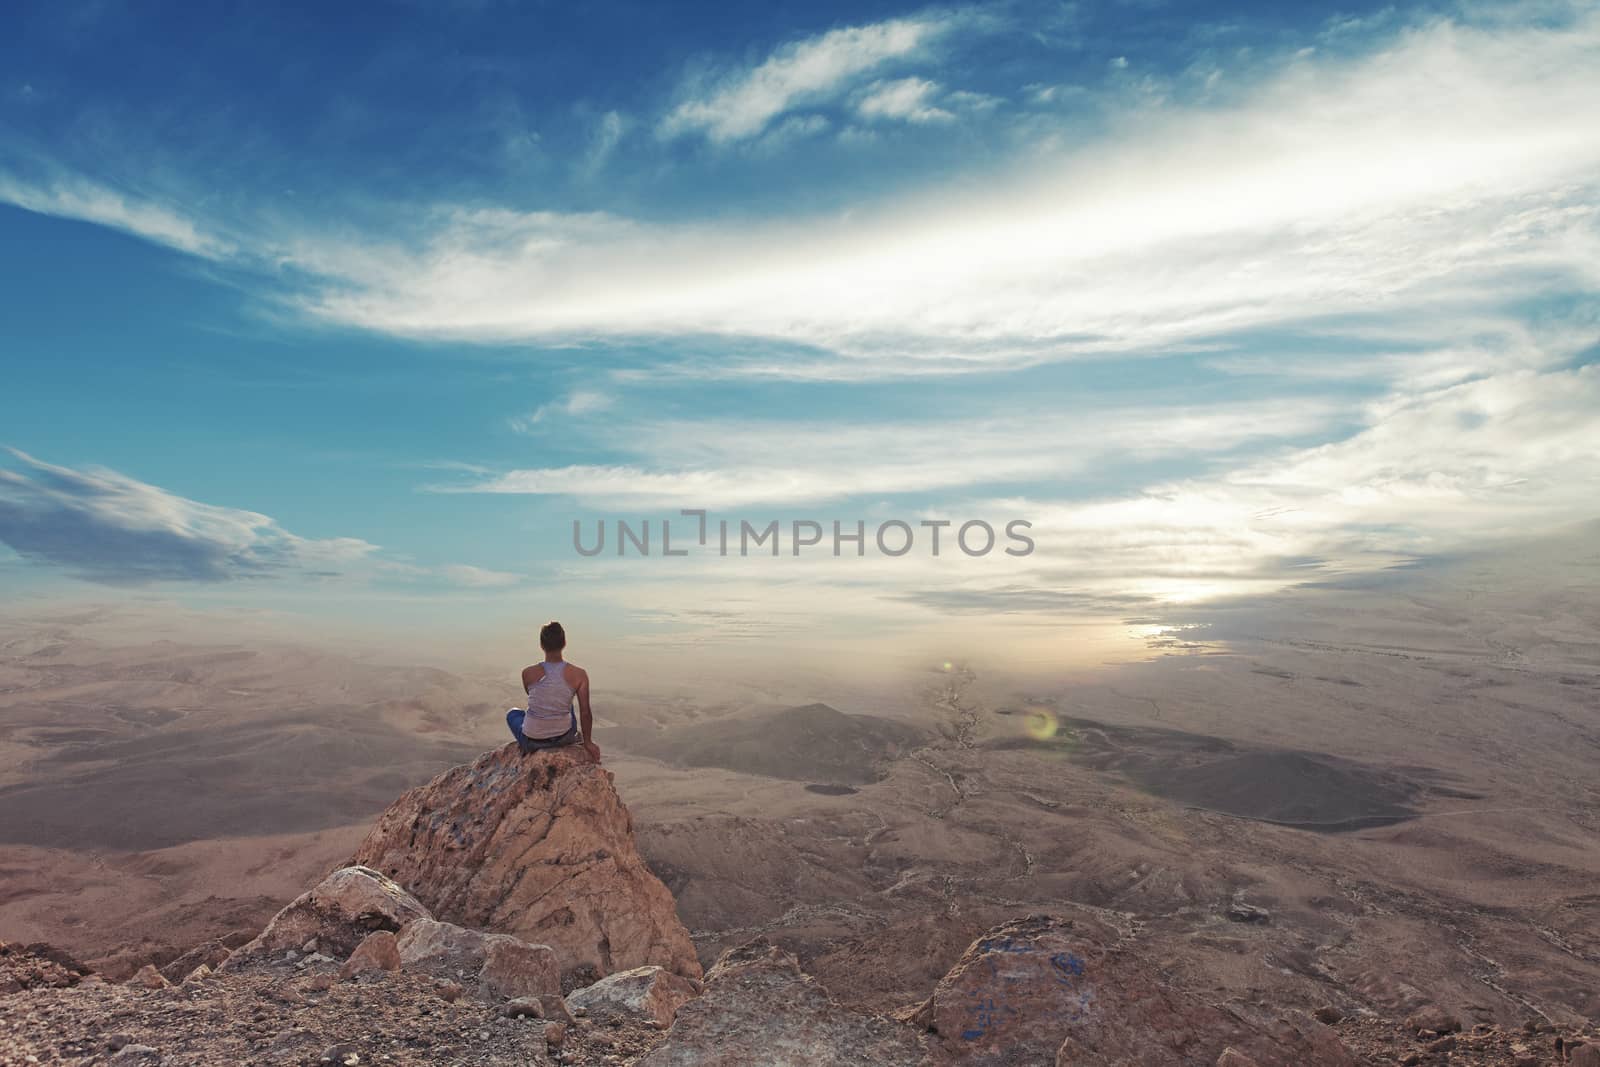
[4,525,1596,1038]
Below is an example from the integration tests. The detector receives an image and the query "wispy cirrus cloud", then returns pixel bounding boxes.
[658,13,959,143]
[445,359,1600,617]
[279,7,1600,379]
[959,363,1600,608]
[0,166,231,259]
[3,7,1595,385]
[445,395,1347,508]
[508,389,614,433]
[705,361,1600,625]
[579,110,630,177]
[439,563,523,588]
[855,77,954,123]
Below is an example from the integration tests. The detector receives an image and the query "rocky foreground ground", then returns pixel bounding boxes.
[5,931,1598,1067]
[4,743,1597,1066]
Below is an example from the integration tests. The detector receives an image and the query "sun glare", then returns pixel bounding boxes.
[1023,706,1059,741]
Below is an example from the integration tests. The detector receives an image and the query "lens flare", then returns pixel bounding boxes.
[1024,707,1058,741]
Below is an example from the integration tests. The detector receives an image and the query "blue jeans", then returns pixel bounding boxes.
[507,708,580,754]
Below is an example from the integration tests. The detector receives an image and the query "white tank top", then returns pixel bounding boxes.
[525,661,577,739]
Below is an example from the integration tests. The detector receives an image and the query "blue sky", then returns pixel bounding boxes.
[2,0,1598,667]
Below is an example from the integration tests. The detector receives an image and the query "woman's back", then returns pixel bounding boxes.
[524,661,578,738]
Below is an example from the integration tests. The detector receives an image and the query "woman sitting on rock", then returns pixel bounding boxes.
[507,621,601,762]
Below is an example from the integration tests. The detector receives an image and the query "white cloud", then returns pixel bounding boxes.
[748,114,831,155]
[0,450,532,592]
[508,389,613,432]
[7,9,1595,387]
[445,361,1600,623]
[0,169,230,259]
[659,14,954,143]
[580,110,629,176]
[989,364,1600,605]
[944,88,1003,113]
[855,77,954,123]
[448,395,1346,508]
[283,9,1600,378]
[0,449,375,584]
[440,563,522,588]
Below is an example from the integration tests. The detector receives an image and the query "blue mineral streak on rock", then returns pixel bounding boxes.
[960,941,1094,1040]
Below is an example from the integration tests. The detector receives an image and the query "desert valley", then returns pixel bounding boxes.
[2,526,1597,1064]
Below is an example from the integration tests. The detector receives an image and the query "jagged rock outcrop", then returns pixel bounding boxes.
[353,743,701,985]
[566,965,701,1028]
[911,914,1358,1066]
[640,940,926,1065]
[180,964,213,985]
[157,939,231,984]
[221,865,430,968]
[124,964,170,991]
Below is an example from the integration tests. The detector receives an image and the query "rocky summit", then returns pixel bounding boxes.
[4,742,1598,1066]
[352,742,701,988]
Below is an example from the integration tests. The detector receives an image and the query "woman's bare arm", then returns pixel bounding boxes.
[572,666,600,762]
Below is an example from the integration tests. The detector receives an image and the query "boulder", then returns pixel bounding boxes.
[1569,1044,1600,1067]
[338,930,401,980]
[502,996,545,1018]
[395,917,486,979]
[1226,903,1270,924]
[502,993,575,1022]
[482,934,562,1001]
[640,940,925,1066]
[125,964,170,991]
[158,939,232,984]
[1403,1004,1461,1035]
[566,965,701,1028]
[223,866,430,968]
[353,742,700,984]
[396,916,559,999]
[914,914,1357,1066]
